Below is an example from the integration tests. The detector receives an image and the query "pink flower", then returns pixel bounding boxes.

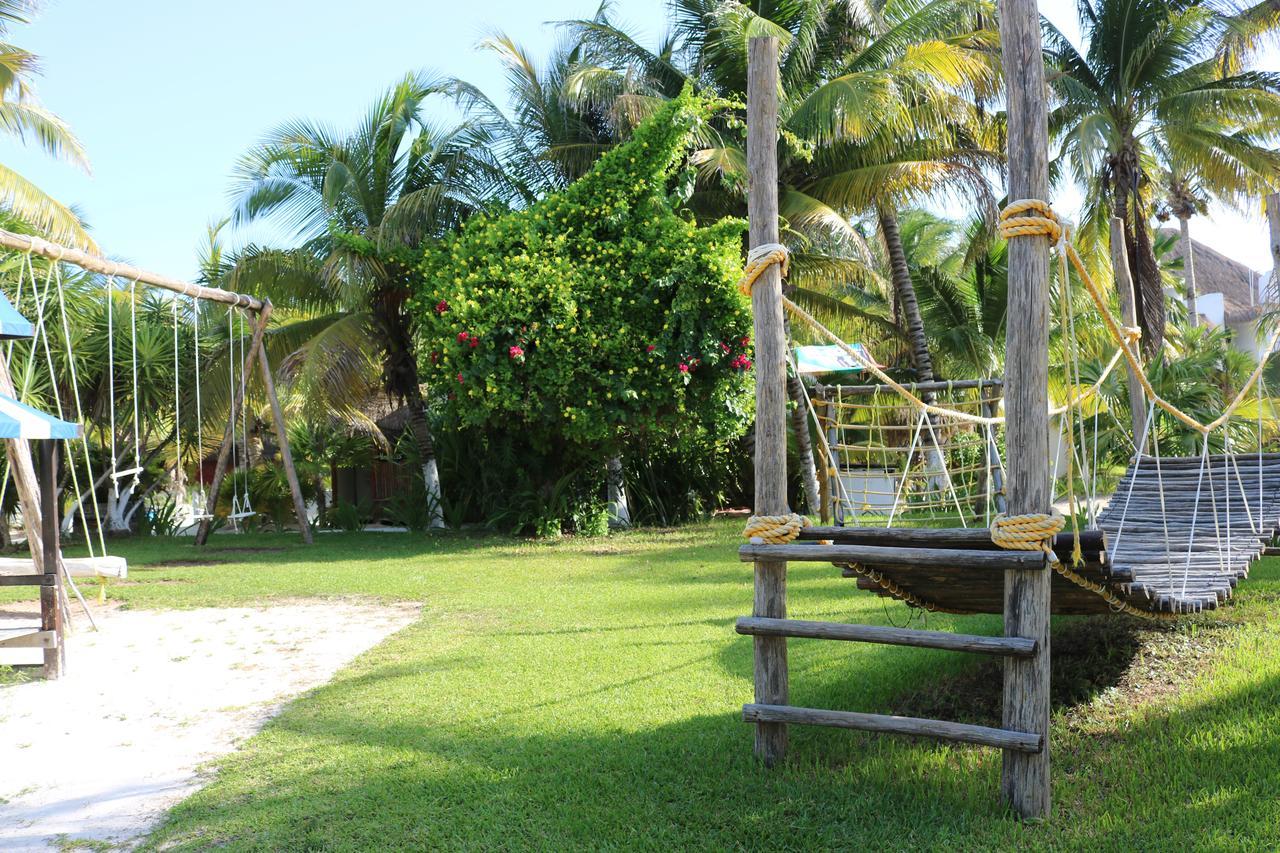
[509,345,525,359]
[469,336,479,349]
[646,344,656,353]
[719,342,730,353]
[678,363,689,373]
[456,372,464,384]
[457,331,470,343]
[435,300,449,315]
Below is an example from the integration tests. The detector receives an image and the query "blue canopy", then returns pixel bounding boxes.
[0,394,81,440]
[0,291,33,340]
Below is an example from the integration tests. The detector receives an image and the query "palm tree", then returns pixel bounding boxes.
[1046,0,1280,356]
[225,73,497,527]
[558,0,1000,383]
[0,1,92,247]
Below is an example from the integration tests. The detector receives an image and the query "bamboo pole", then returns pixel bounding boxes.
[194,304,272,545]
[0,228,263,310]
[996,0,1053,819]
[258,335,313,544]
[747,35,789,767]
[1111,219,1147,438]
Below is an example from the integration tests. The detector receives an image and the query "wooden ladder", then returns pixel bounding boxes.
[735,613,1041,754]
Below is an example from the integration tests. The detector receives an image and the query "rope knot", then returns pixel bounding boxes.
[738,242,789,296]
[744,512,809,544]
[990,510,1065,561]
[998,199,1064,244]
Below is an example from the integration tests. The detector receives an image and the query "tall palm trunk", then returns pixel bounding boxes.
[1112,149,1165,356]
[788,372,821,514]
[878,206,934,381]
[878,206,945,494]
[1179,215,1198,327]
[379,279,445,528]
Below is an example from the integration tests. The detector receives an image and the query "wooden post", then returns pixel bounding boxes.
[257,319,313,544]
[747,35,788,766]
[194,305,272,546]
[997,0,1053,819]
[817,398,832,525]
[1267,194,1280,304]
[1111,218,1148,439]
[39,440,62,679]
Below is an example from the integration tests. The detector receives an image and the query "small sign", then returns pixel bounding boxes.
[793,343,877,374]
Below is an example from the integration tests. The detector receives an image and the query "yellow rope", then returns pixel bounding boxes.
[838,561,941,612]
[738,244,789,296]
[997,199,1280,436]
[744,513,810,544]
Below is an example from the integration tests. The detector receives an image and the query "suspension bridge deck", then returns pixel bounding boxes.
[773,454,1280,616]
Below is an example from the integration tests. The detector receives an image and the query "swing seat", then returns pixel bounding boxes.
[110,466,144,480]
[0,555,127,579]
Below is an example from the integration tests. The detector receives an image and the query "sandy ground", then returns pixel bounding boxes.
[0,600,421,851]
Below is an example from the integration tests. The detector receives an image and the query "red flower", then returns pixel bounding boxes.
[740,336,750,347]
[678,363,689,373]
[457,331,470,343]
[719,342,730,353]
[469,336,479,349]
[456,372,464,384]
[435,300,449,315]
[741,358,753,370]
[430,350,440,363]
[509,345,525,359]
[646,344,656,353]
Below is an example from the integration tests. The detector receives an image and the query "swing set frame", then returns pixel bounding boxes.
[0,227,313,546]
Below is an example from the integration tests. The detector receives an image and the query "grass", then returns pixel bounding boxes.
[6,522,1280,849]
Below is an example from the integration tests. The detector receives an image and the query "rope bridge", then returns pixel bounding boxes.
[740,200,1280,619]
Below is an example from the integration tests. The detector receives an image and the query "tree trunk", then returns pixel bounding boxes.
[878,206,934,381]
[403,384,445,529]
[1179,215,1198,327]
[1112,152,1165,356]
[787,372,821,514]
[606,456,630,527]
[878,205,945,490]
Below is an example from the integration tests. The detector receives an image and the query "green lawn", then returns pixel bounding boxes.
[7,523,1280,849]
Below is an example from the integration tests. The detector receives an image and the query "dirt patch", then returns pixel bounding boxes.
[0,600,421,851]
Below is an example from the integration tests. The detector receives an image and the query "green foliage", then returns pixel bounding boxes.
[322,500,366,532]
[413,89,753,467]
[137,495,183,537]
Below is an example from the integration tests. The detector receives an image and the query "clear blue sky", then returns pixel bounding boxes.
[4,0,1277,280]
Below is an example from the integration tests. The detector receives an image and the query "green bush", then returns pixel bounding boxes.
[413,88,753,484]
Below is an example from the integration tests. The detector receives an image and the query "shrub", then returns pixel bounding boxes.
[413,88,753,493]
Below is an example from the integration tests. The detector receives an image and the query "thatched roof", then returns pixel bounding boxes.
[1159,228,1268,323]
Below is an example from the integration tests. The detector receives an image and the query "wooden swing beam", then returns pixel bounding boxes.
[0,228,312,546]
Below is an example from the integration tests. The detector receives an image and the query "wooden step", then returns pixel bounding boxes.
[735,616,1035,657]
[742,703,1042,753]
[798,526,1106,556]
[0,573,54,587]
[738,543,1046,570]
[0,629,56,649]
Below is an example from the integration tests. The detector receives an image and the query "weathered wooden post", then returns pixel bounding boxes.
[1110,219,1147,438]
[997,0,1053,819]
[747,35,789,766]
[39,440,62,679]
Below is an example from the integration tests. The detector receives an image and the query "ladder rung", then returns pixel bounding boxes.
[735,616,1035,657]
[739,543,1046,570]
[742,703,1042,753]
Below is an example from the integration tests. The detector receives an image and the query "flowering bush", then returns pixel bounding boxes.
[413,89,753,463]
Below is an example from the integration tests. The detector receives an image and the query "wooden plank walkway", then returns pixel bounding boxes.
[804,453,1280,615]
